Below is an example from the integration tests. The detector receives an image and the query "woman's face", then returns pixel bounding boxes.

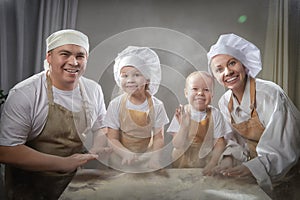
[210,54,247,92]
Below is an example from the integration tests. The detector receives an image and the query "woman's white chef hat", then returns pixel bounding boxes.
[113,46,161,95]
[44,29,89,70]
[207,33,262,78]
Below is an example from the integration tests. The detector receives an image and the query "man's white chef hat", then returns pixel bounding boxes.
[46,29,89,53]
[44,29,89,70]
[114,46,161,95]
[207,33,262,78]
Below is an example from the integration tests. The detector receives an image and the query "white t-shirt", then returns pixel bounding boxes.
[167,106,234,139]
[218,77,300,188]
[0,71,107,146]
[104,93,169,130]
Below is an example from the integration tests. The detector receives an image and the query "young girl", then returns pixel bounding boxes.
[167,71,246,175]
[105,46,169,172]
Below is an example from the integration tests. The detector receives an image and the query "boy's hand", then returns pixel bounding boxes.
[175,104,190,127]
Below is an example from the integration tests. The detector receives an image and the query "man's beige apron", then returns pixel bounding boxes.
[109,93,154,170]
[172,107,215,168]
[228,77,264,160]
[5,74,88,200]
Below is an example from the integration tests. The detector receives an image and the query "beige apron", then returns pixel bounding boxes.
[5,74,89,200]
[172,107,214,168]
[109,93,154,170]
[228,77,265,160]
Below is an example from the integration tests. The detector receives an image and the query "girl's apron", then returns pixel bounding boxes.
[172,107,215,168]
[109,93,155,171]
[228,77,265,160]
[5,74,89,200]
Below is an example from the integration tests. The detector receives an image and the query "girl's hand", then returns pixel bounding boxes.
[121,152,139,165]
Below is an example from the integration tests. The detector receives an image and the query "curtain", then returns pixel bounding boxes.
[0,0,78,94]
[262,0,289,91]
[262,0,299,109]
[288,0,300,109]
[0,0,78,198]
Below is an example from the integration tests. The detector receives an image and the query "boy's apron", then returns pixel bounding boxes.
[5,73,89,200]
[228,77,264,160]
[109,93,155,170]
[172,107,214,168]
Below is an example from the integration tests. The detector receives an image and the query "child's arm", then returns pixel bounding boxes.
[107,128,138,165]
[172,105,191,149]
[203,137,226,176]
[89,128,112,155]
[147,127,165,169]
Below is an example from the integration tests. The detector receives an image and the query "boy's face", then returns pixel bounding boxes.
[184,75,212,111]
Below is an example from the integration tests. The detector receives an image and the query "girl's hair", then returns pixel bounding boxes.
[185,71,215,93]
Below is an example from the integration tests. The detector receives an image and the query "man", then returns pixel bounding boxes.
[0,29,108,199]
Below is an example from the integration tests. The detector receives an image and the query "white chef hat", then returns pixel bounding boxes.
[207,33,262,78]
[113,46,161,95]
[46,29,89,53]
[44,29,89,70]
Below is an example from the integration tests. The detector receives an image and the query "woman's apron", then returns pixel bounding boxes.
[172,107,215,168]
[5,74,89,200]
[109,93,155,171]
[228,77,264,160]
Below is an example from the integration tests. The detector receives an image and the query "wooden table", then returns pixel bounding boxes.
[59,168,271,200]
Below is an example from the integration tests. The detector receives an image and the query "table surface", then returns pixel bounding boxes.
[59,168,272,200]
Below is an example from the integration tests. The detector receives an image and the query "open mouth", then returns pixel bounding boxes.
[64,69,80,73]
[225,76,238,83]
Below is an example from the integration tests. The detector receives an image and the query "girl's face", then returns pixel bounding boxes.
[120,66,148,95]
[210,54,247,92]
[185,75,212,111]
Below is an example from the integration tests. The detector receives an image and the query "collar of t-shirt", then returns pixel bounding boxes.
[190,107,207,122]
[126,98,149,112]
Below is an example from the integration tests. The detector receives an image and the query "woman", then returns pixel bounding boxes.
[207,33,300,196]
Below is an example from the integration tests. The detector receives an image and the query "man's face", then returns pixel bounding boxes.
[46,44,88,90]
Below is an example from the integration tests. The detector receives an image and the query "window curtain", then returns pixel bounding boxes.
[0,0,78,198]
[0,0,78,94]
[262,0,299,109]
[288,0,300,109]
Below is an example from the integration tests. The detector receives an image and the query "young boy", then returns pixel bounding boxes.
[167,71,246,175]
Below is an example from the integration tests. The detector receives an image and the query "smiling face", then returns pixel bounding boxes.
[46,44,88,90]
[185,73,213,111]
[120,66,148,95]
[210,54,247,95]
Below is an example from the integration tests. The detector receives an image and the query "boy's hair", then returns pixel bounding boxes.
[185,71,215,93]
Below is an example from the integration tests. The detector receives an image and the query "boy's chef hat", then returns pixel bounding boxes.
[114,46,161,95]
[207,33,262,78]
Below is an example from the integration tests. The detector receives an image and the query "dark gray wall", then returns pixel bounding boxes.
[76,0,269,118]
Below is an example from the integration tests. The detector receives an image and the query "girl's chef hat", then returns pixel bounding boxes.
[207,33,262,78]
[114,46,161,95]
